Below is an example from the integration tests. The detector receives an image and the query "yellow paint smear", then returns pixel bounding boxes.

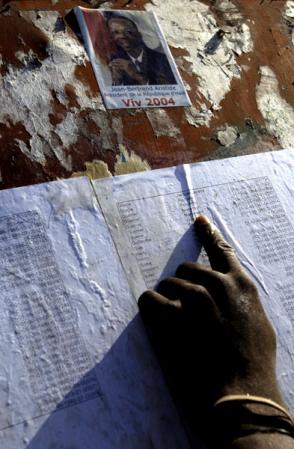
[115,145,151,175]
[72,160,111,180]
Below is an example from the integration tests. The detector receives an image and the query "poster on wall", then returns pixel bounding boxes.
[74,8,191,109]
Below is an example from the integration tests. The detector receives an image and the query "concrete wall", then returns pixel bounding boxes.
[0,0,293,188]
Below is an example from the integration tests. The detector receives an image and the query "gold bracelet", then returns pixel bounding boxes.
[214,394,294,426]
[210,394,294,444]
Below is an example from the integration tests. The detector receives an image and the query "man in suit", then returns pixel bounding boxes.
[107,15,177,86]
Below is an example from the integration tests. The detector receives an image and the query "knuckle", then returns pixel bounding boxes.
[157,278,168,288]
[138,293,151,313]
[138,290,153,303]
[181,282,197,294]
[233,271,258,293]
[217,239,234,253]
[138,289,148,299]
[210,270,226,286]
[191,284,209,297]
[176,261,196,274]
[221,275,236,295]
[157,277,176,290]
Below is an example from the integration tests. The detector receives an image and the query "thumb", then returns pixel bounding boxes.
[195,215,240,273]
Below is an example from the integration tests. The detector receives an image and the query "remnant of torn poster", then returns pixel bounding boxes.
[73,8,191,109]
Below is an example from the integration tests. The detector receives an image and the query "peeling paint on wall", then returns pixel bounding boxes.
[87,111,116,151]
[184,105,213,127]
[216,124,239,146]
[72,160,112,179]
[0,10,114,173]
[115,144,151,175]
[145,109,180,138]
[256,66,294,148]
[111,116,124,145]
[284,0,294,45]
[146,0,253,123]
[1,0,293,189]
[214,0,243,24]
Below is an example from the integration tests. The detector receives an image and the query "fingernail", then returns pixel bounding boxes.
[195,214,212,237]
[195,214,210,225]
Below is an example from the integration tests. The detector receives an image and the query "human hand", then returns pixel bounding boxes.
[109,58,146,84]
[138,215,284,433]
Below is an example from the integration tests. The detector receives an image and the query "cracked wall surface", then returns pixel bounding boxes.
[0,0,293,188]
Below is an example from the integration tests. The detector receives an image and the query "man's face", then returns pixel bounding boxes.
[108,18,142,53]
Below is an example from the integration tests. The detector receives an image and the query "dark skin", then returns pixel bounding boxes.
[139,215,294,448]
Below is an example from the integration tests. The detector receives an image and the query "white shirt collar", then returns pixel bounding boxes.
[128,49,144,65]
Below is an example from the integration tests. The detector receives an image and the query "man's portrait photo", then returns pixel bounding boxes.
[106,14,177,86]
[82,10,178,86]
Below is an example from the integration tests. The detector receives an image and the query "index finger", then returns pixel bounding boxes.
[195,215,242,273]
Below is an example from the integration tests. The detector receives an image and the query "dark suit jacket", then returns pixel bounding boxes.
[110,45,177,85]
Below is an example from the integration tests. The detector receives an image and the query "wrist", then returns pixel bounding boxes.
[228,433,294,449]
[207,394,294,448]
[221,383,285,406]
[220,364,285,405]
